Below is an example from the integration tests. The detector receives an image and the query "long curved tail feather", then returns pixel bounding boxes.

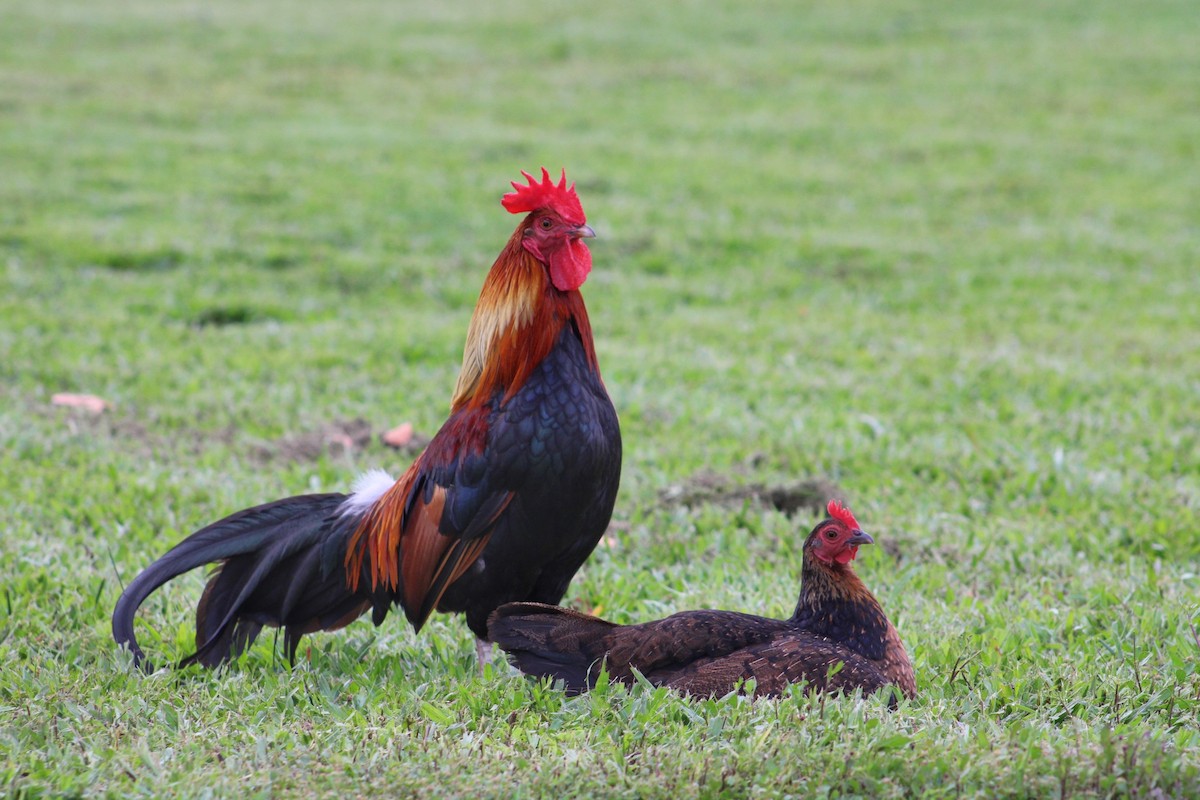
[112,493,371,671]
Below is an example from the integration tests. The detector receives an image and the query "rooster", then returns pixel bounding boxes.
[112,168,622,670]
[488,501,915,699]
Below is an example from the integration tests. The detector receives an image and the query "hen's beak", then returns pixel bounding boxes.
[847,530,874,547]
[570,224,596,240]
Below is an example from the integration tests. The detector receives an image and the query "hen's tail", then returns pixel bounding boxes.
[487,602,618,693]
[112,493,379,671]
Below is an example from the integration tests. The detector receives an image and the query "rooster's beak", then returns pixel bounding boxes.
[847,530,874,547]
[570,224,596,240]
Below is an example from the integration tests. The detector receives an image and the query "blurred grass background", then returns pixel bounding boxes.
[2,0,1198,796]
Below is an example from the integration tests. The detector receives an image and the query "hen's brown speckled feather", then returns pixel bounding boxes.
[488,603,893,698]
[489,509,914,700]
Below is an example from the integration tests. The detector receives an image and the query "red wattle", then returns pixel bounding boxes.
[549,240,592,291]
[834,547,858,565]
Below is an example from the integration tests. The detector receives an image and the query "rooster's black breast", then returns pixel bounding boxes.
[437,327,621,637]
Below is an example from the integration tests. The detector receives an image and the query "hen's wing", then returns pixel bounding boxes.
[489,603,793,692]
[649,632,893,699]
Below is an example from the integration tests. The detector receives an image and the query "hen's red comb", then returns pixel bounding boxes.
[827,500,861,530]
[501,168,586,225]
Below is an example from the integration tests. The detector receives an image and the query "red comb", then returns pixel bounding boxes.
[826,500,860,530]
[501,167,586,225]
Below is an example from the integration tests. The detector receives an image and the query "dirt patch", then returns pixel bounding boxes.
[41,394,431,465]
[45,402,156,453]
[379,425,431,457]
[251,418,375,463]
[658,469,844,518]
[250,418,432,463]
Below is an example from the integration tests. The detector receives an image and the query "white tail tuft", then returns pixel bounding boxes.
[338,468,395,517]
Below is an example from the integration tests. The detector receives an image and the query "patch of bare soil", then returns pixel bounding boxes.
[251,418,375,463]
[658,469,844,518]
[379,422,432,455]
[250,418,432,463]
[46,400,156,454]
[43,392,431,464]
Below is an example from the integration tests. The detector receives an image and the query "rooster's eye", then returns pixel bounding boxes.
[539,217,554,230]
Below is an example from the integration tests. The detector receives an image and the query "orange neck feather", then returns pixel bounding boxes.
[451,226,599,411]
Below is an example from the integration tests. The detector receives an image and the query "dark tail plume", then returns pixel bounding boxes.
[487,602,617,693]
[112,493,376,671]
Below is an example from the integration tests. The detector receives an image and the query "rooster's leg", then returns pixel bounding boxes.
[475,637,493,674]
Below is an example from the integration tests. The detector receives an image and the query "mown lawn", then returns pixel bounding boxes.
[2,0,1198,797]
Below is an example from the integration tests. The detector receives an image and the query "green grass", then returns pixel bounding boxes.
[3,0,1199,796]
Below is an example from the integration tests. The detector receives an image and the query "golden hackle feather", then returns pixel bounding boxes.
[452,232,544,409]
[452,232,599,412]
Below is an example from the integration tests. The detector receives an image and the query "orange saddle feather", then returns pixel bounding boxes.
[345,459,514,632]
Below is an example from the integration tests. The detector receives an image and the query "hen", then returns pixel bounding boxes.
[489,500,914,699]
[112,168,622,670]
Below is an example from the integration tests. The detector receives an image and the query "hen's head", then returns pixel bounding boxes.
[502,168,595,292]
[805,500,874,568]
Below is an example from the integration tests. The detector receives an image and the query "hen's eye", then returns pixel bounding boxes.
[539,218,554,230]
[825,529,838,540]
